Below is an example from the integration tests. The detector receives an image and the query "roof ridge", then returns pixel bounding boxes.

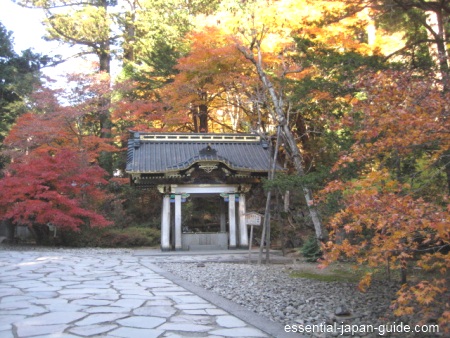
[135,133,261,143]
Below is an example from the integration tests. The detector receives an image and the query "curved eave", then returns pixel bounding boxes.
[168,157,247,172]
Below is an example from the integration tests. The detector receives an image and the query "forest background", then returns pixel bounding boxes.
[0,0,448,331]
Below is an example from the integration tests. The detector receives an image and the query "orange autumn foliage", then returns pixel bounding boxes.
[322,70,450,331]
[160,26,259,132]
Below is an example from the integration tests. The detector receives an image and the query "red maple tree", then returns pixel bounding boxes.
[0,150,111,233]
[0,73,115,241]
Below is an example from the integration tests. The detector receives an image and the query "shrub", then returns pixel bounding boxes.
[301,235,322,262]
[58,226,160,248]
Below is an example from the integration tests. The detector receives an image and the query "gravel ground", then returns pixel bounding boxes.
[158,262,416,337]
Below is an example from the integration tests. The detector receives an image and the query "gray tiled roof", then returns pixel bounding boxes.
[126,133,276,174]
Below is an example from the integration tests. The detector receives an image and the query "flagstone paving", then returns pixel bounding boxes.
[0,249,300,338]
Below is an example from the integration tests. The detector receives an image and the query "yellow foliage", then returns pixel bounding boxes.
[358,272,372,292]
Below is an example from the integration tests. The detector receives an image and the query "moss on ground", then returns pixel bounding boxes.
[288,262,372,283]
[289,270,361,283]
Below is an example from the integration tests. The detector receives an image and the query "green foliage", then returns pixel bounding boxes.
[0,22,43,168]
[290,36,388,117]
[294,36,387,81]
[289,262,378,283]
[289,270,360,283]
[106,183,162,227]
[301,235,322,262]
[377,6,433,70]
[59,226,160,247]
[120,38,183,95]
[263,166,331,192]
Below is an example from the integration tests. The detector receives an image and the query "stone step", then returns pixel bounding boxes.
[188,244,227,251]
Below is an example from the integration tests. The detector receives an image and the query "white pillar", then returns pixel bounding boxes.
[239,193,248,248]
[220,198,226,232]
[174,194,182,250]
[161,194,171,251]
[228,194,236,249]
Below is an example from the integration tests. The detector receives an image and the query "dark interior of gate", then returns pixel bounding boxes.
[182,196,222,233]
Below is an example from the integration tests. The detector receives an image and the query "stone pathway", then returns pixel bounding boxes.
[134,249,294,264]
[0,249,301,338]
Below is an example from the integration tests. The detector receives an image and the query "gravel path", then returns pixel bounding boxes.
[158,262,401,337]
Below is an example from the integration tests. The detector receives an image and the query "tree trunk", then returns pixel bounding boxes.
[98,0,111,73]
[424,10,450,195]
[123,5,137,63]
[191,107,199,132]
[99,47,111,74]
[424,9,449,90]
[198,91,209,133]
[364,6,376,47]
[198,104,208,133]
[238,44,327,241]
[281,190,290,256]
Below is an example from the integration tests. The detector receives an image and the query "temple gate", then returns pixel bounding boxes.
[126,132,277,251]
